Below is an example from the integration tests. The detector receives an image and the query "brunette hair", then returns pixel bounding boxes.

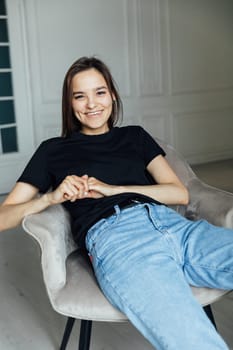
[61,56,123,137]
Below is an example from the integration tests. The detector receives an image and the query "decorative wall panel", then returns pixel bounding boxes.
[173,109,233,163]
[141,113,171,142]
[168,0,233,94]
[136,0,163,96]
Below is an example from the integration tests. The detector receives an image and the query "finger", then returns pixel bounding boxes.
[70,175,89,193]
[63,177,88,200]
[61,183,79,200]
[87,179,98,190]
[81,175,89,194]
[87,190,104,199]
[62,184,80,201]
[65,176,88,197]
[63,178,80,193]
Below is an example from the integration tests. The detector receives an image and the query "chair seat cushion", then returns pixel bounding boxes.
[50,251,229,321]
[52,251,128,322]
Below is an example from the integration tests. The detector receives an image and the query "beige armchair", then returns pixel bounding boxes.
[22,138,233,350]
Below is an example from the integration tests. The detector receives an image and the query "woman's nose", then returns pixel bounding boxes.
[87,96,96,109]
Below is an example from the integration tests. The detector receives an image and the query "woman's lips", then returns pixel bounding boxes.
[85,110,103,117]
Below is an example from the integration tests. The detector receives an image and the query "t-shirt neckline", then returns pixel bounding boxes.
[70,127,118,141]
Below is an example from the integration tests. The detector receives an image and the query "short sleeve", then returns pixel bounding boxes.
[17,141,52,193]
[139,127,166,165]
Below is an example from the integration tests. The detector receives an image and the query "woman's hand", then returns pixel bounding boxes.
[87,177,119,198]
[46,175,90,204]
[47,175,110,203]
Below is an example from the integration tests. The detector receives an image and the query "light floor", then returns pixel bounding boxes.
[0,159,233,350]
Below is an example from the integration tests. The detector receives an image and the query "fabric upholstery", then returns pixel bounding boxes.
[22,137,233,321]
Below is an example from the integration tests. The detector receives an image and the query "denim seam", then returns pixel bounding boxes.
[146,204,183,265]
[163,229,184,266]
[185,261,233,273]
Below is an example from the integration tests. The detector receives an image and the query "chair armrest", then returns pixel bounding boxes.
[185,178,233,228]
[22,204,77,293]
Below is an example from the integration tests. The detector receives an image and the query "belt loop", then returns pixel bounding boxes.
[114,205,121,215]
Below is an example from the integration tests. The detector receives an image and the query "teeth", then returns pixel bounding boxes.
[87,111,101,116]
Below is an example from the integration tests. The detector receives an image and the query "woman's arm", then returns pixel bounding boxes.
[87,155,189,205]
[0,182,47,231]
[0,175,90,232]
[145,155,189,205]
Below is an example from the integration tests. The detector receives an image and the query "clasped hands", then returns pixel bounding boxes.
[47,174,117,204]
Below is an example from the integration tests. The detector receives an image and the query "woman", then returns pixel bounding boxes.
[0,56,232,350]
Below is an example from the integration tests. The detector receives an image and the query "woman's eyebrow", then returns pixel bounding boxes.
[96,86,108,91]
[72,86,108,95]
[72,91,83,96]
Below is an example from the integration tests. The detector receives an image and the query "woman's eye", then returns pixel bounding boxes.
[74,95,84,100]
[97,90,106,96]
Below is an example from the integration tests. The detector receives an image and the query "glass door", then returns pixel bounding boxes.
[0,0,34,194]
[0,0,18,155]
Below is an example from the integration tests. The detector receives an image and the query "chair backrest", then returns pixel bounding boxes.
[154,137,199,216]
[155,137,233,228]
[155,137,197,187]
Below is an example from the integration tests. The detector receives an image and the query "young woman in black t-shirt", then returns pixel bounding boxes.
[0,57,232,350]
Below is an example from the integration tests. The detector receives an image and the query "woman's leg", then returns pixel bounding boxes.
[152,204,233,290]
[86,204,229,350]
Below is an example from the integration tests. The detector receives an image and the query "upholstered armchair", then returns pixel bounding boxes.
[22,137,233,350]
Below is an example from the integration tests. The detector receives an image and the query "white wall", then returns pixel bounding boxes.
[2,0,233,192]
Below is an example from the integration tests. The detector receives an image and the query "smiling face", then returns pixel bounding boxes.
[71,68,115,135]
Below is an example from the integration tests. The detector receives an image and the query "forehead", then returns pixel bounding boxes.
[72,68,107,91]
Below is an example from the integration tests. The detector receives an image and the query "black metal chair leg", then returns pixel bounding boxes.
[60,317,76,350]
[203,305,217,329]
[78,320,92,350]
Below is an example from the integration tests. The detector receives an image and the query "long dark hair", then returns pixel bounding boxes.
[61,56,123,137]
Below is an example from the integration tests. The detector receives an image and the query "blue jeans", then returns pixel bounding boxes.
[85,203,233,349]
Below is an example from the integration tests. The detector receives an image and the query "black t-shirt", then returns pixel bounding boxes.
[17,126,166,247]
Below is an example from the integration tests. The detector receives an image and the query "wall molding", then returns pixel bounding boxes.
[173,107,233,163]
[141,112,172,142]
[136,0,163,97]
[167,0,233,96]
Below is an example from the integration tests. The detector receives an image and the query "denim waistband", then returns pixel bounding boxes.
[99,198,151,220]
